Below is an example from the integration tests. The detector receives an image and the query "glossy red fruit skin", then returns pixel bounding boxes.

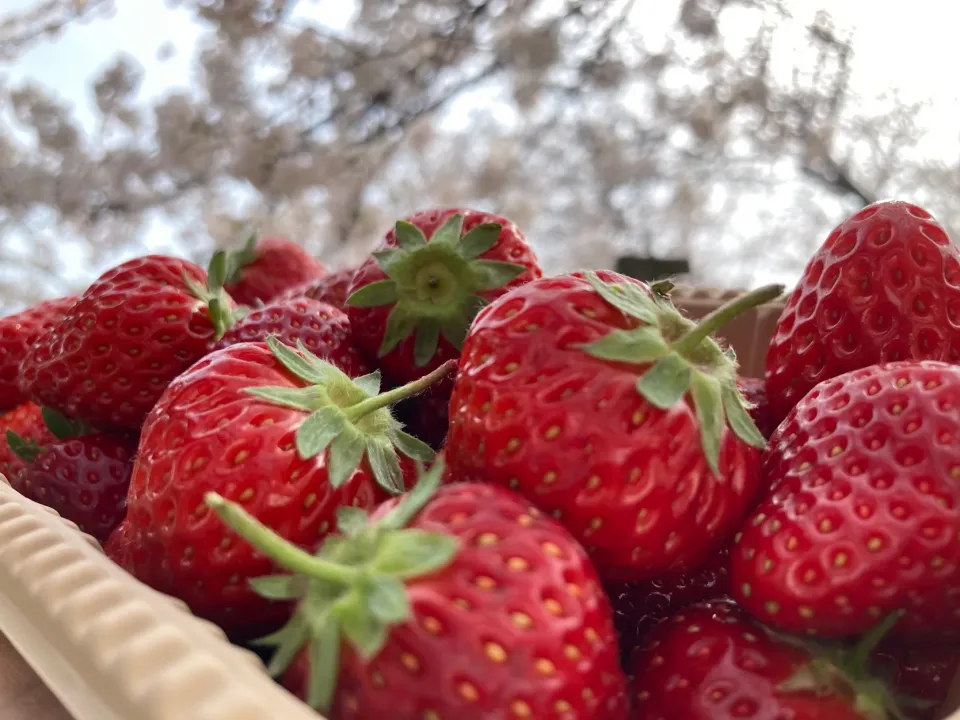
[120,342,381,636]
[736,377,778,440]
[765,200,960,427]
[0,402,56,481]
[215,297,373,378]
[871,642,960,719]
[731,360,960,640]
[11,433,134,543]
[631,600,865,719]
[446,270,763,582]
[347,208,542,387]
[19,255,236,431]
[278,265,358,312]
[0,296,77,412]
[224,236,326,307]
[283,482,630,719]
[608,546,730,659]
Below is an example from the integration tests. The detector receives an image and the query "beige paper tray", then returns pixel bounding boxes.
[0,285,956,720]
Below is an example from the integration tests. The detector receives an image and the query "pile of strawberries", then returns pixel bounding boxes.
[1,201,959,719]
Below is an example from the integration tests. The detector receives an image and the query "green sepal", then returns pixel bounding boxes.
[635,353,691,410]
[249,574,308,601]
[367,573,411,622]
[689,370,724,477]
[297,407,347,459]
[427,214,463,249]
[379,306,418,357]
[371,528,459,579]
[377,459,444,531]
[584,271,659,324]
[267,335,330,384]
[582,326,668,364]
[413,320,440,368]
[328,428,366,489]
[347,279,398,308]
[256,613,312,676]
[470,260,527,291]
[336,506,369,536]
[391,430,434,463]
[40,407,90,441]
[458,222,502,259]
[334,589,388,660]
[244,385,330,412]
[184,248,240,340]
[306,618,340,711]
[353,371,382,397]
[372,249,404,275]
[365,437,404,494]
[5,430,42,463]
[721,385,765,450]
[222,229,259,285]
[394,221,428,250]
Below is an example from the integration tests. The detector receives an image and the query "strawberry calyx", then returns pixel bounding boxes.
[205,458,458,712]
[6,407,90,463]
[778,611,912,720]
[247,336,453,493]
[581,272,783,475]
[221,229,260,285]
[181,249,239,340]
[346,214,527,366]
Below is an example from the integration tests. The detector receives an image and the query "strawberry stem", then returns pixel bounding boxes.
[343,360,457,423]
[671,284,784,355]
[205,491,361,585]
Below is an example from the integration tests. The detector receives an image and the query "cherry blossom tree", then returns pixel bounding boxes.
[0,0,941,311]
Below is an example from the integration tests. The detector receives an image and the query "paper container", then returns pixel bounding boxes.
[0,285,956,719]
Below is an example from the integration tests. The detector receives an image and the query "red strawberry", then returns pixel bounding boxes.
[206,458,630,718]
[223,234,326,307]
[0,296,77,412]
[608,545,730,658]
[630,599,906,719]
[737,376,778,439]
[18,253,236,431]
[215,296,373,378]
[7,409,134,542]
[0,402,56,481]
[119,337,452,636]
[278,265,358,311]
[730,360,960,641]
[446,270,778,582]
[871,643,960,719]
[765,200,960,427]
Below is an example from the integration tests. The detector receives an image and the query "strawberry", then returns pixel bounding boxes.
[608,545,730,660]
[223,233,326,307]
[18,253,236,431]
[215,296,373,378]
[6,408,134,542]
[737,376,778,440]
[630,599,906,719]
[446,270,778,582]
[206,458,630,718]
[0,295,76,412]
[278,265,359,312]
[765,200,960,427]
[730,360,960,641]
[0,402,56,481]
[118,337,451,636]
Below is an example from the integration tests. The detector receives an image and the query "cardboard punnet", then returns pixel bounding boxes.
[0,285,957,720]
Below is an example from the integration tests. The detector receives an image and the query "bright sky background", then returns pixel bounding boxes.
[2,0,960,295]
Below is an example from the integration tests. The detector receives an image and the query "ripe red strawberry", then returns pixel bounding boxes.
[737,376,778,439]
[118,337,451,636]
[730,360,960,641]
[871,643,960,719]
[6,408,134,542]
[223,233,326,307]
[278,265,358,311]
[0,295,77,412]
[215,296,373,378]
[18,253,236,431]
[630,599,906,719]
[0,402,56,481]
[206,458,630,718]
[446,270,779,582]
[347,209,541,384]
[765,200,960,427]
[608,545,730,658]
